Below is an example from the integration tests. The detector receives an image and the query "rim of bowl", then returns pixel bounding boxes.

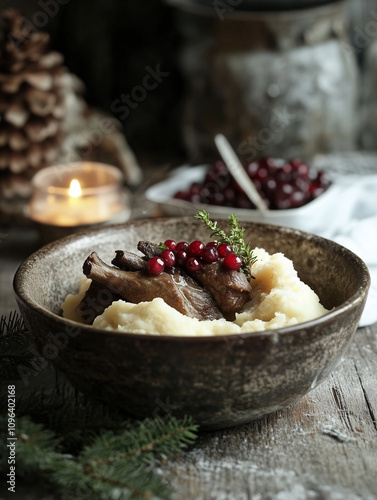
[13,218,371,343]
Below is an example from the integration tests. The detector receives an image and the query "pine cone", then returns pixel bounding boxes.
[0,9,66,176]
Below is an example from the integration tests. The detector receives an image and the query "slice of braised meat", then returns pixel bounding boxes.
[77,250,146,324]
[82,252,223,321]
[137,240,163,259]
[77,281,122,324]
[195,263,252,319]
[112,250,147,271]
[137,240,252,319]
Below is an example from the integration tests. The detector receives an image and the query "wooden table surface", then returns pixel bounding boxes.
[1,216,377,500]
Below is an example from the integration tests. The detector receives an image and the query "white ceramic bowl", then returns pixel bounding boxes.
[145,165,337,233]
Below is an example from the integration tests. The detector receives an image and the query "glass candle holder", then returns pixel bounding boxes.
[28,162,130,242]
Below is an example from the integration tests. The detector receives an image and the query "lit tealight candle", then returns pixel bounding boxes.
[28,162,130,240]
[69,179,82,198]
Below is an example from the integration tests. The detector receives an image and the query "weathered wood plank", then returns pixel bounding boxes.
[353,326,377,426]
[158,329,377,499]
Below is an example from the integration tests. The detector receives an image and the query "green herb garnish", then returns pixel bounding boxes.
[195,210,257,278]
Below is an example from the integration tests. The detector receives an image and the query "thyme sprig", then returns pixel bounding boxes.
[195,210,257,278]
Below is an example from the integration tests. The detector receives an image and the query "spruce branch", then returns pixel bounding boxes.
[0,411,198,500]
[2,369,135,454]
[82,415,197,468]
[0,310,38,381]
[0,309,25,334]
[0,415,70,475]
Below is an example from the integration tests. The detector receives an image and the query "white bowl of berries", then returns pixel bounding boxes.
[145,158,335,233]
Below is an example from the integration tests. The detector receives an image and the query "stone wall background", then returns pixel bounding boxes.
[1,0,377,164]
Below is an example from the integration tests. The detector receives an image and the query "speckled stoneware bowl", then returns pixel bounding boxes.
[13,218,370,430]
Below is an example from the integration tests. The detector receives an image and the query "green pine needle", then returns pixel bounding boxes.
[0,310,25,335]
[195,210,257,278]
[0,410,197,500]
[81,415,197,468]
[0,416,69,475]
[0,311,39,381]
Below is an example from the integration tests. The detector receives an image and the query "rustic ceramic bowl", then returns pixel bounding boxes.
[13,218,370,430]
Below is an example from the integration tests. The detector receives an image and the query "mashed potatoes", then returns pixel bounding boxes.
[62,248,328,336]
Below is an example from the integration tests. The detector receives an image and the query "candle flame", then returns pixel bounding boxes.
[69,179,82,198]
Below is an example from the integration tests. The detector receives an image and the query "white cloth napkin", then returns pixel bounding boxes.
[318,174,377,327]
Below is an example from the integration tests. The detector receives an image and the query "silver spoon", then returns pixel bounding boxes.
[214,134,269,214]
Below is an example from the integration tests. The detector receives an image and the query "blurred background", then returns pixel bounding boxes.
[1,0,377,164]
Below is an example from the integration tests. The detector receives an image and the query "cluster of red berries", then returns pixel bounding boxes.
[174,157,331,210]
[147,239,242,275]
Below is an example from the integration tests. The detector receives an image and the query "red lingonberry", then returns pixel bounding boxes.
[164,239,176,251]
[188,183,201,196]
[175,250,188,266]
[160,249,175,268]
[223,253,242,271]
[223,187,236,205]
[236,195,254,209]
[188,240,205,257]
[174,190,187,200]
[147,256,165,275]
[290,159,310,179]
[254,167,269,182]
[201,246,219,264]
[246,161,259,177]
[175,241,189,253]
[218,243,233,258]
[206,241,218,249]
[186,257,202,273]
